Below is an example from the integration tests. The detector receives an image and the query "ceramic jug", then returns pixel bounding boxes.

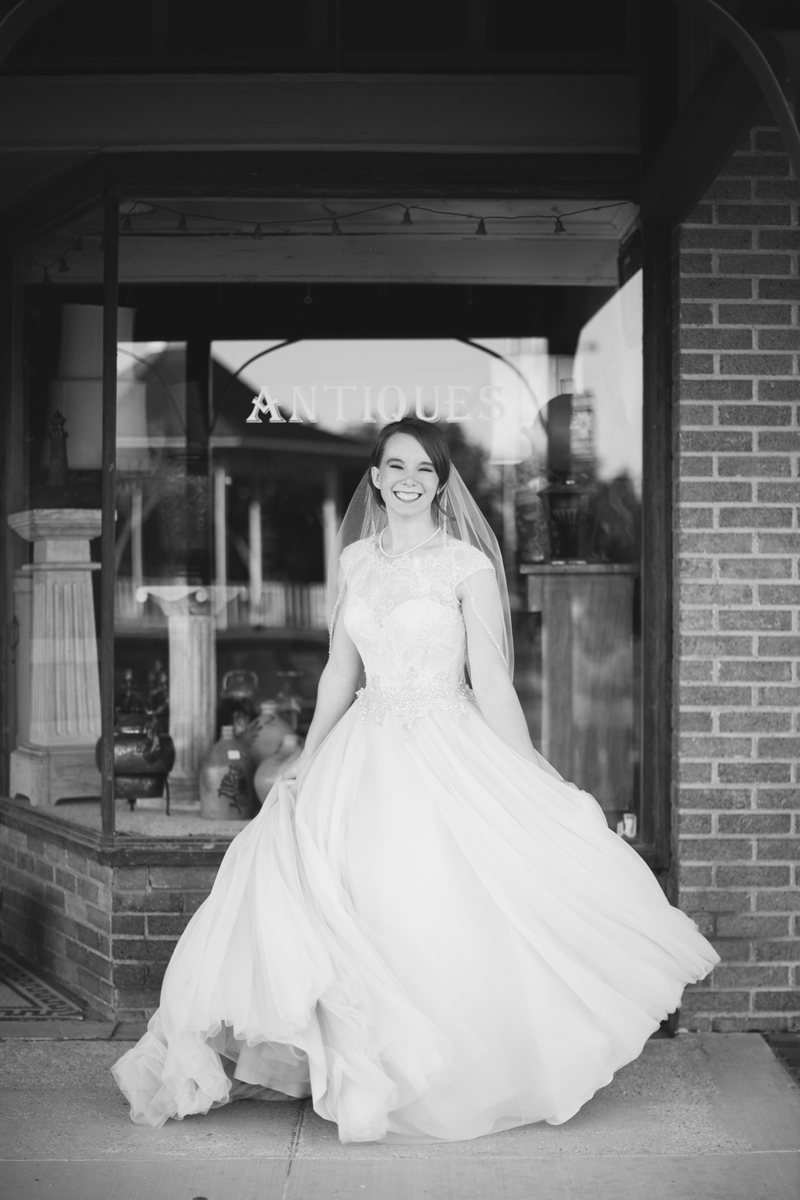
[199,725,257,820]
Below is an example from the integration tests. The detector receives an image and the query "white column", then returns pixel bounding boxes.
[29,570,102,742]
[168,611,216,804]
[501,463,517,574]
[248,497,262,624]
[13,574,32,746]
[131,487,144,595]
[322,466,339,589]
[214,466,228,630]
[136,584,248,809]
[8,508,102,806]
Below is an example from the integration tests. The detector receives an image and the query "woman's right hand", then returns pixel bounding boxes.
[278,754,306,784]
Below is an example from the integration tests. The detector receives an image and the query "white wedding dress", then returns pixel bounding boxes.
[112,537,719,1143]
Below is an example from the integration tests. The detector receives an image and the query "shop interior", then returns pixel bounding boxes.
[9,195,644,839]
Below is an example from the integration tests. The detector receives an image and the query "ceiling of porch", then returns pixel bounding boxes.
[1,0,638,75]
[0,0,643,223]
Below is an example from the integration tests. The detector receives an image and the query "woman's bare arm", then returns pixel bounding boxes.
[457,569,538,764]
[280,589,363,778]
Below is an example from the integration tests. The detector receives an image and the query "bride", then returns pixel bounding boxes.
[112,416,718,1143]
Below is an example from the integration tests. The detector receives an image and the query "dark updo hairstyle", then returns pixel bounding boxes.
[369,417,451,523]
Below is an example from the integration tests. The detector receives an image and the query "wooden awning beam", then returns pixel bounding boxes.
[676,0,800,180]
[642,0,799,222]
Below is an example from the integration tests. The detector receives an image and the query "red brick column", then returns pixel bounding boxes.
[676,121,799,1031]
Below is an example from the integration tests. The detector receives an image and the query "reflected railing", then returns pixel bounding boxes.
[115,579,327,632]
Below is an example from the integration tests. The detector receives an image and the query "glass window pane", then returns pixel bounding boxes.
[207,299,643,837]
[7,264,643,843]
[9,209,107,817]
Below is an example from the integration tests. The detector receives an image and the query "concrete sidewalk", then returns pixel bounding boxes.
[0,1029,798,1200]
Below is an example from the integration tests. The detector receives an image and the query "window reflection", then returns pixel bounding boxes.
[113,295,641,826]
[11,276,642,839]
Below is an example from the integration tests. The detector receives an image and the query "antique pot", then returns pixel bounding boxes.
[95,714,175,811]
[538,479,591,561]
[243,700,295,767]
[218,669,259,728]
[222,669,258,705]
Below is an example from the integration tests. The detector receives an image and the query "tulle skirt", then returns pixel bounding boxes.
[111,700,719,1143]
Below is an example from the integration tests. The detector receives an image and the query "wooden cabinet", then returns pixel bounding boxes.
[520,563,639,825]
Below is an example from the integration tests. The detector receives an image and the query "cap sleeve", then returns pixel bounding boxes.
[339,538,371,582]
[451,543,496,587]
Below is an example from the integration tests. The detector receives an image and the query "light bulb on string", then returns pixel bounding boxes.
[252,223,263,240]
[177,214,187,233]
[73,234,83,253]
[41,266,52,284]
[475,218,487,236]
[122,214,133,233]
[401,208,413,226]
[58,256,69,274]
[330,218,342,235]
[553,216,566,234]
[304,285,313,306]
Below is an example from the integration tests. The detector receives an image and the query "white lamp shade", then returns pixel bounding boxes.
[56,304,136,380]
[46,379,148,470]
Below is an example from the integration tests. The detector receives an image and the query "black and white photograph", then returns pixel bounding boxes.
[0,2,798,1198]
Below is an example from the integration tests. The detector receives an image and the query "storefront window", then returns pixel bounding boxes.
[6,196,642,844]
[207,298,643,834]
[8,209,107,813]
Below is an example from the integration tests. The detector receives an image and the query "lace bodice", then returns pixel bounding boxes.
[339,537,495,725]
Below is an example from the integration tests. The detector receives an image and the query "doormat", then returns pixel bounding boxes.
[0,947,83,1020]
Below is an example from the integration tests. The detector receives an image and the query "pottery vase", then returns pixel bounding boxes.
[244,701,295,767]
[254,734,304,804]
[539,480,591,561]
[199,725,257,820]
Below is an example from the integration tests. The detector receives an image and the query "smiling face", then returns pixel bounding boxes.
[371,432,440,519]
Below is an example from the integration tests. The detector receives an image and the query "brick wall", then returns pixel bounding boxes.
[111,863,218,1021]
[0,802,224,1021]
[0,818,114,1017]
[676,120,800,1031]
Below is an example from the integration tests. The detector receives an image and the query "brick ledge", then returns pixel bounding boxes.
[0,796,233,867]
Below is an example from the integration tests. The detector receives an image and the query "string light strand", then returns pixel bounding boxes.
[27,199,633,280]
[116,198,630,236]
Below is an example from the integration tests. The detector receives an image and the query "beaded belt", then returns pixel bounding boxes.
[356,674,473,726]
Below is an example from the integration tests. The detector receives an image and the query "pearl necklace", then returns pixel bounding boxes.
[379,526,440,559]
